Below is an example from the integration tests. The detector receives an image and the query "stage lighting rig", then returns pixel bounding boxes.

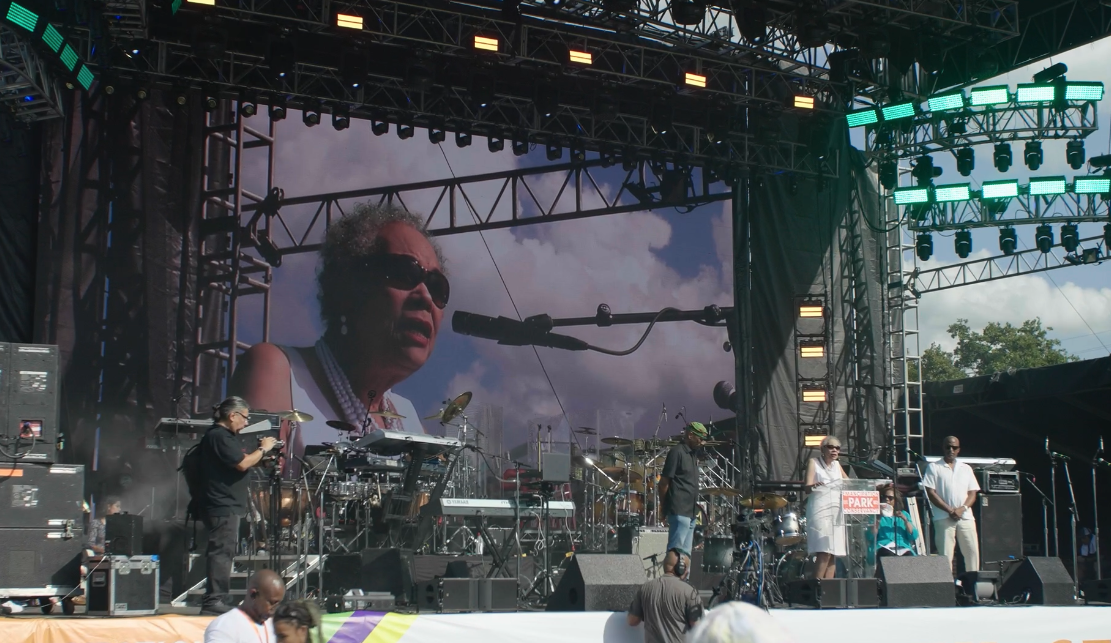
[570,141,586,162]
[916,232,933,261]
[238,90,257,117]
[303,101,321,127]
[1033,63,1068,84]
[547,142,562,161]
[203,89,219,112]
[455,129,472,148]
[1061,223,1080,253]
[488,136,504,152]
[671,0,707,25]
[332,104,350,131]
[955,229,972,258]
[397,121,414,140]
[1066,140,1085,170]
[1035,224,1054,253]
[998,227,1017,255]
[1091,154,1111,170]
[134,78,150,101]
[956,148,974,177]
[428,124,446,144]
[512,134,528,156]
[911,155,941,185]
[170,86,188,107]
[879,161,897,191]
[269,94,287,121]
[993,143,1012,172]
[371,117,388,136]
[1024,141,1043,171]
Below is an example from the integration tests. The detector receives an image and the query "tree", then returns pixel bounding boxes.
[919,343,966,382]
[910,318,1077,383]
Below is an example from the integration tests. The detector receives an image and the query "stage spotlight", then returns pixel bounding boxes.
[473,35,499,52]
[600,148,616,168]
[546,142,562,161]
[1032,62,1068,84]
[371,118,389,136]
[203,91,219,112]
[801,386,828,403]
[737,1,767,43]
[879,161,897,190]
[1029,176,1067,196]
[916,232,933,261]
[1061,223,1080,253]
[335,13,363,29]
[303,101,321,127]
[134,79,150,101]
[488,136,504,153]
[993,143,1012,172]
[570,141,586,162]
[799,340,825,358]
[621,148,637,171]
[955,229,972,258]
[238,90,257,117]
[1024,141,1043,171]
[397,121,414,140]
[1066,140,1085,170]
[1075,176,1111,194]
[269,94,287,121]
[512,134,528,156]
[893,186,930,205]
[1091,154,1111,169]
[331,104,350,131]
[671,0,706,25]
[428,126,446,144]
[684,72,707,89]
[970,85,1009,106]
[455,130,472,148]
[956,147,974,177]
[911,155,941,185]
[170,86,189,107]
[544,0,564,6]
[998,227,1017,255]
[1035,224,1054,253]
[982,179,1018,199]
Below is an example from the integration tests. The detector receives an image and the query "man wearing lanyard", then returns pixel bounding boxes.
[204,570,285,643]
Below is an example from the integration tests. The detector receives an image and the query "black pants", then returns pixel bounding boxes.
[202,513,240,607]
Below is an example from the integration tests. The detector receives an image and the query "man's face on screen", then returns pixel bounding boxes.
[351,222,444,375]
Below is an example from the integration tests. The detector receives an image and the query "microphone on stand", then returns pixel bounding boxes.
[1046,438,1070,461]
[452,311,589,351]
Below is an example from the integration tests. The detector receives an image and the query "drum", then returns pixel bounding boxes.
[253,483,309,528]
[701,536,735,573]
[774,512,803,546]
[617,491,644,515]
[327,481,366,501]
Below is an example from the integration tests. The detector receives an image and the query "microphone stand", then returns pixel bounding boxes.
[1094,442,1107,581]
[1062,461,1079,599]
[1021,473,1054,558]
[1048,438,1059,557]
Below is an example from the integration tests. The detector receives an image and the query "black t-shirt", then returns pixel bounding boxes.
[661,443,699,518]
[200,424,250,516]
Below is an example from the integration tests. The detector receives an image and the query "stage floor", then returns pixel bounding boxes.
[1,605,1108,643]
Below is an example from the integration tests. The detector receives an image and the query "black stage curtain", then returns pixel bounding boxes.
[0,122,42,342]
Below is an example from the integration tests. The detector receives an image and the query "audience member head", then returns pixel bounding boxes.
[241,569,285,623]
[101,496,123,517]
[213,396,252,432]
[273,599,322,643]
[688,601,795,643]
[878,483,903,511]
[663,549,690,578]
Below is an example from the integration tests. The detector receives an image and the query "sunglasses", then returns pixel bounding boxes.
[357,254,450,309]
[944,445,960,451]
[884,495,896,501]
[824,445,841,451]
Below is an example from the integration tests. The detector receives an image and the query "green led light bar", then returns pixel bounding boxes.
[59,44,79,71]
[1064,82,1104,101]
[970,85,1010,106]
[1029,176,1067,196]
[927,92,965,112]
[881,102,915,121]
[893,187,930,205]
[1074,177,1111,194]
[41,24,64,53]
[846,108,878,128]
[6,2,39,31]
[935,183,971,203]
[1016,84,1056,103]
[981,180,1019,199]
[77,66,95,91]
[171,0,184,14]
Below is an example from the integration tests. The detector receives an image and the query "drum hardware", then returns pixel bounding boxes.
[702,487,742,497]
[424,391,472,424]
[773,512,803,546]
[574,426,598,435]
[280,409,315,423]
[702,535,736,573]
[326,420,359,432]
[601,437,634,446]
[739,493,788,510]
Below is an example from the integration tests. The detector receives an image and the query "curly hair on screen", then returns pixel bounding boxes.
[273,599,323,643]
[316,202,446,327]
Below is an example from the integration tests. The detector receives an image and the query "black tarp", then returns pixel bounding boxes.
[0,122,41,342]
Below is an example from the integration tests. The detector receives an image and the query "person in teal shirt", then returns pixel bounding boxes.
[876,483,919,557]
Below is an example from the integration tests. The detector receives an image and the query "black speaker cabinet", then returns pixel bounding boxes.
[974,494,1023,565]
[0,526,83,589]
[420,578,517,613]
[4,344,60,463]
[878,555,955,607]
[999,557,1074,605]
[359,549,416,603]
[1080,579,1111,604]
[546,554,646,611]
[786,578,846,608]
[106,514,144,556]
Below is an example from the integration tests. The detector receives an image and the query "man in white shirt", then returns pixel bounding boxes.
[921,436,980,574]
[204,569,285,643]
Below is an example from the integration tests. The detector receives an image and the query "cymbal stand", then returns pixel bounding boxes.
[522,483,560,604]
[1061,458,1079,599]
[584,459,618,552]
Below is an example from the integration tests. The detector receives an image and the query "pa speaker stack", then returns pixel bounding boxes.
[546,554,646,611]
[877,556,955,607]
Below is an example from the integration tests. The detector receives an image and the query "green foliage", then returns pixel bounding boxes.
[918,343,967,382]
[912,318,1077,382]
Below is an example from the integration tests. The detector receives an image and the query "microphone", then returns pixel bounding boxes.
[453,311,589,351]
[1045,436,1049,455]
[713,381,737,412]
[674,406,686,420]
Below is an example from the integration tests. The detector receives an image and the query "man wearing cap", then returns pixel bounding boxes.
[659,422,707,556]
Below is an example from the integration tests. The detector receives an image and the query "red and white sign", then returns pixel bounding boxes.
[841,490,880,514]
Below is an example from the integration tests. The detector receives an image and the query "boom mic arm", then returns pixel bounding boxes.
[452,311,589,351]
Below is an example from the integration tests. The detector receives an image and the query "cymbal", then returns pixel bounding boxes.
[281,409,315,422]
[740,493,788,510]
[326,420,358,432]
[600,466,643,482]
[601,437,634,446]
[425,391,471,423]
[702,487,742,497]
[575,427,598,435]
[369,410,406,420]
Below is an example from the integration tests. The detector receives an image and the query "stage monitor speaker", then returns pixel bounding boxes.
[1080,579,1111,604]
[999,557,1074,605]
[878,555,955,607]
[322,553,362,596]
[975,494,1023,565]
[359,548,416,603]
[786,578,846,608]
[848,578,880,607]
[106,514,144,556]
[546,554,645,611]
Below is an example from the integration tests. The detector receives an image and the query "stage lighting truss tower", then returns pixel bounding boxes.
[0,25,66,122]
[906,191,1110,232]
[864,101,1099,160]
[191,102,277,413]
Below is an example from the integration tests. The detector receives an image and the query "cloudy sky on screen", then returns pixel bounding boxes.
[237,39,1111,451]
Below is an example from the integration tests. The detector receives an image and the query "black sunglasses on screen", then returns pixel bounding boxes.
[355,253,450,309]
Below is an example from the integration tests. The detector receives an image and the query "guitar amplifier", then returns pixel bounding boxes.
[979,470,1020,494]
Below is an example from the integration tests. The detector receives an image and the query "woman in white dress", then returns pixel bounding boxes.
[805,436,847,579]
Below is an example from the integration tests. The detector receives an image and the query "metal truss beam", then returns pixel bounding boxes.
[865,101,1099,160]
[908,233,1107,294]
[907,191,1109,232]
[0,26,64,122]
[243,158,732,255]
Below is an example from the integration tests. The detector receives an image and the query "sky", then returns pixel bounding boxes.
[234,36,1111,454]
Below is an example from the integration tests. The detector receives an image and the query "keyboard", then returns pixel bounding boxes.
[923,456,1016,471]
[352,429,462,456]
[437,498,575,519]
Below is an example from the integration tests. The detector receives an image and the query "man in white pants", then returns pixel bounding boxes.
[922,436,980,574]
